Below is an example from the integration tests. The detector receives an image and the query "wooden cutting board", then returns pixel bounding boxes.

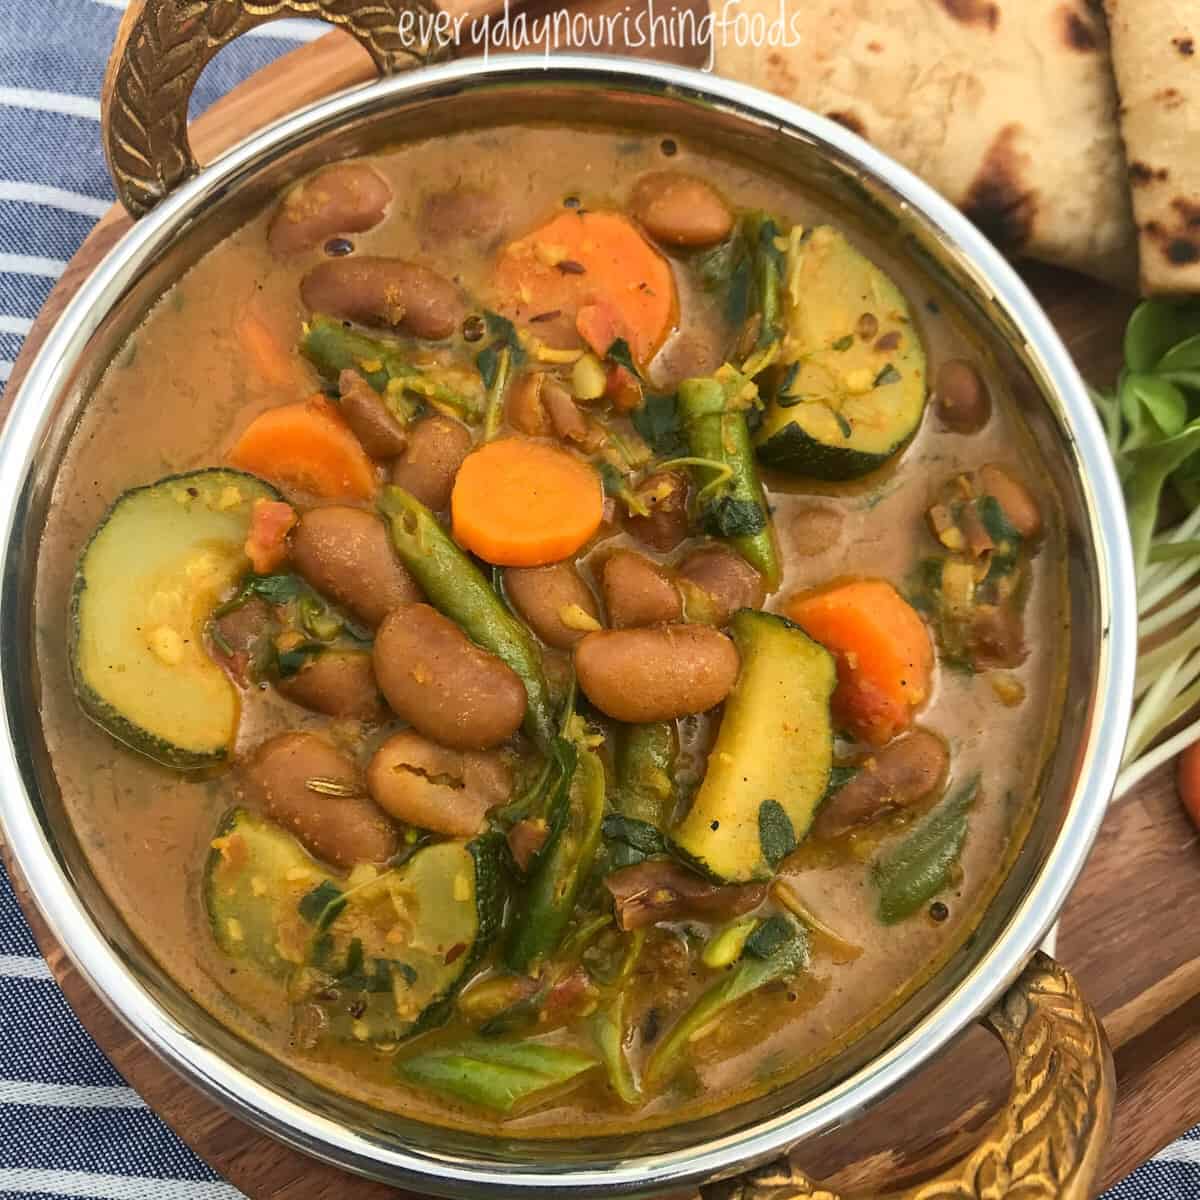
[4,19,1196,1200]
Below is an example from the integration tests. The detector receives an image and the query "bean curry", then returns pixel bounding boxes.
[36,125,1066,1135]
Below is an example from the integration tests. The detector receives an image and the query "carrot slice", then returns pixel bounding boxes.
[244,498,297,574]
[492,211,677,367]
[451,439,603,567]
[228,395,378,501]
[239,310,307,392]
[785,579,934,746]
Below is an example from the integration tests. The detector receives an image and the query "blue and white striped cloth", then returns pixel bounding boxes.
[0,2,1195,1197]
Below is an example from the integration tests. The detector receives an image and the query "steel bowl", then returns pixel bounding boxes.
[0,20,1135,1200]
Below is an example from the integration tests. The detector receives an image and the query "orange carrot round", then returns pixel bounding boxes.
[492,210,677,367]
[228,395,378,501]
[451,439,603,567]
[1178,741,1200,830]
[785,579,934,746]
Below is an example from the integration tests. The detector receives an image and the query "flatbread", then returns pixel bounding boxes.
[714,0,1137,286]
[1103,0,1200,293]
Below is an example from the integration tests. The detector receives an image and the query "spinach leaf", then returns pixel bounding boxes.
[757,799,797,868]
[298,880,346,929]
[701,496,767,538]
[872,775,979,924]
[631,392,685,457]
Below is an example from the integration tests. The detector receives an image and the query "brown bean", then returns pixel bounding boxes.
[292,506,421,628]
[373,604,527,750]
[969,604,1027,669]
[978,464,1042,539]
[575,625,738,721]
[367,730,510,837]
[605,860,765,930]
[337,369,406,459]
[935,359,992,434]
[300,256,464,340]
[542,378,594,446]
[267,162,391,256]
[785,504,844,557]
[276,651,385,722]
[390,414,473,511]
[678,545,764,625]
[625,470,690,552]
[813,729,949,839]
[420,186,506,244]
[241,733,398,868]
[600,550,682,628]
[629,171,734,248]
[651,331,723,392]
[211,598,275,683]
[506,371,552,437]
[503,561,602,649]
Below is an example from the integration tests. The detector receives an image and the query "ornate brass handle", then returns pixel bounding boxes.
[100,0,441,218]
[705,953,1114,1200]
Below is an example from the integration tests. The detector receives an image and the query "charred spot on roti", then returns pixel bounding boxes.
[1154,87,1186,111]
[1172,35,1195,56]
[963,124,1037,251]
[764,51,800,94]
[1061,7,1099,52]
[939,0,999,29]
[1167,239,1200,265]
[826,110,867,138]
[1142,202,1200,266]
[1129,162,1170,187]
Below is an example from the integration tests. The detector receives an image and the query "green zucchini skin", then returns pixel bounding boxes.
[70,468,280,770]
[754,225,927,481]
[671,610,836,883]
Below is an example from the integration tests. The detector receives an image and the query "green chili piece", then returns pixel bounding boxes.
[645,915,807,1083]
[614,722,677,828]
[678,375,780,588]
[872,775,980,924]
[506,743,605,971]
[378,486,555,748]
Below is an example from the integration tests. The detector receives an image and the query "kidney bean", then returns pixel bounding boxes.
[625,470,690,552]
[300,256,464,340]
[785,504,845,557]
[542,377,599,448]
[373,604,527,750]
[606,860,765,930]
[506,371,553,437]
[574,625,738,721]
[600,549,682,628]
[276,650,384,722]
[337,369,406,459]
[211,597,275,683]
[267,161,391,256]
[292,506,421,628]
[420,185,506,243]
[813,729,950,839]
[503,561,602,649]
[934,359,992,434]
[240,732,398,868]
[367,729,510,837]
[978,464,1042,539]
[677,545,764,625]
[651,332,723,392]
[629,171,734,247]
[390,414,473,511]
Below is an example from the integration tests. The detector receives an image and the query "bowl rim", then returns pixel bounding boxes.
[0,52,1136,1197]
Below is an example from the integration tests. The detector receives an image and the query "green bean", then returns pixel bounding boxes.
[398,1039,597,1112]
[645,915,807,1083]
[677,374,781,588]
[614,722,676,828]
[506,743,605,971]
[378,486,556,748]
[302,315,483,422]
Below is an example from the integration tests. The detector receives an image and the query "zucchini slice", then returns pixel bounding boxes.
[206,808,326,976]
[312,837,502,1042]
[204,810,504,1041]
[671,610,836,882]
[71,468,279,769]
[754,226,927,480]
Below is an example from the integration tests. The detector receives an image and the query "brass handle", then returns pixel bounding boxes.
[100,0,441,218]
[706,953,1114,1200]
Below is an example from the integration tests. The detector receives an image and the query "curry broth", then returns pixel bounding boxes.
[34,124,1066,1136]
